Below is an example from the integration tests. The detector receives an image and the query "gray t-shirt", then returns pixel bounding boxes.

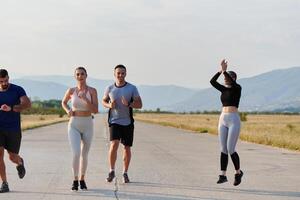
[104,82,140,126]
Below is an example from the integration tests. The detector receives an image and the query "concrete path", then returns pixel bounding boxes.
[2,114,300,200]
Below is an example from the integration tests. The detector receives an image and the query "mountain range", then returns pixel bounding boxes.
[11,66,300,112]
[166,67,300,112]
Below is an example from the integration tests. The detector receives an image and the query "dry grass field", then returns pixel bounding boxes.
[21,115,68,130]
[135,113,300,151]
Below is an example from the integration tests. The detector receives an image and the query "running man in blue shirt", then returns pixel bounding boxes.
[0,69,31,193]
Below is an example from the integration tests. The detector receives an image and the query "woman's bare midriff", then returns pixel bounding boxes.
[72,110,91,117]
[222,106,238,113]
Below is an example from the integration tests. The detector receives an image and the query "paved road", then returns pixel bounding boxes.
[2,114,300,200]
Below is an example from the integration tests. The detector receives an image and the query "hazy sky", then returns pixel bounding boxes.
[1,0,299,88]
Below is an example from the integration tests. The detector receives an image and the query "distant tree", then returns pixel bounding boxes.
[22,99,65,116]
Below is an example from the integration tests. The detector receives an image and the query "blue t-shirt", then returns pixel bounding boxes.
[104,82,140,126]
[0,84,27,132]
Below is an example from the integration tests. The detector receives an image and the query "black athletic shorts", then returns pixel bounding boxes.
[109,124,134,147]
[0,130,22,154]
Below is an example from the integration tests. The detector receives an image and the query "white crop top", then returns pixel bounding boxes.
[71,89,92,111]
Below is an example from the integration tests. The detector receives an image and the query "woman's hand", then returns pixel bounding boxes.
[220,59,228,72]
[67,109,74,117]
[78,91,90,103]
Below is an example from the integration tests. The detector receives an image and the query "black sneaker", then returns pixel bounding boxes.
[123,173,130,183]
[71,180,79,191]
[217,175,228,184]
[106,171,115,182]
[16,158,26,179]
[80,180,87,190]
[0,182,9,193]
[233,170,244,186]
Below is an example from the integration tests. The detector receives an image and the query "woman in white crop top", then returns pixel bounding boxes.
[62,67,98,191]
[71,88,92,112]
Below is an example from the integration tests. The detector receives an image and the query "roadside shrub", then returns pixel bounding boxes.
[240,112,247,122]
[39,116,45,121]
[286,124,295,132]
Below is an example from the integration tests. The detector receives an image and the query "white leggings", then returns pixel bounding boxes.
[218,112,241,155]
[68,116,94,178]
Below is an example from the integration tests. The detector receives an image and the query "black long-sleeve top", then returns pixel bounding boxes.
[210,71,242,108]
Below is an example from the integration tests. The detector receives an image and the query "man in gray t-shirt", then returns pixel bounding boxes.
[102,64,142,183]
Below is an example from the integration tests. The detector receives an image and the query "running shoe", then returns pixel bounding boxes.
[71,180,79,191]
[16,158,26,179]
[0,182,9,193]
[233,170,243,186]
[123,173,130,183]
[80,180,87,190]
[217,175,228,184]
[106,171,115,182]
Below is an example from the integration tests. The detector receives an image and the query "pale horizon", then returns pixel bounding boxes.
[8,64,300,90]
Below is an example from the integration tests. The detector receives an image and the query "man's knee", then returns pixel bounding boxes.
[124,146,131,151]
[123,146,131,157]
[110,141,120,151]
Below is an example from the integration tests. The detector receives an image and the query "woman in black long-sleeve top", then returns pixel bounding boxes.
[210,59,243,186]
